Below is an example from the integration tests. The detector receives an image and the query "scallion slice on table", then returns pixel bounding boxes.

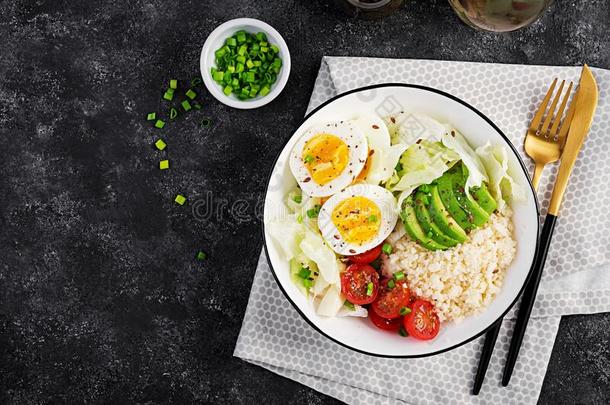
[196,251,207,260]
[211,30,282,100]
[155,139,167,151]
[159,160,169,170]
[174,194,186,205]
[169,107,178,120]
[147,112,156,121]
[169,79,178,89]
[163,88,174,101]
[155,120,165,129]
[181,100,192,111]
[185,89,197,100]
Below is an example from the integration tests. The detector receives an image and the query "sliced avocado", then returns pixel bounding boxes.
[436,172,476,232]
[428,184,468,243]
[471,183,497,214]
[450,167,489,227]
[400,196,447,251]
[414,190,459,248]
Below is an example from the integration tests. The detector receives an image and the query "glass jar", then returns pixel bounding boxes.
[448,0,553,32]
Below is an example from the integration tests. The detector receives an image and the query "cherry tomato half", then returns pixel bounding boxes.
[340,264,379,305]
[404,299,440,340]
[368,307,402,332]
[371,279,410,319]
[347,245,382,265]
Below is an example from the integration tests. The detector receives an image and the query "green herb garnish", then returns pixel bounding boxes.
[211,30,282,100]
[155,139,167,151]
[368,215,377,223]
[394,271,405,281]
[174,194,186,205]
[303,155,315,164]
[306,204,321,218]
[382,243,392,255]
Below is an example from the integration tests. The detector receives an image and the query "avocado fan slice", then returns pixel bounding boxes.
[414,190,459,248]
[436,171,476,232]
[470,182,497,214]
[400,196,447,251]
[450,166,490,227]
[428,184,468,243]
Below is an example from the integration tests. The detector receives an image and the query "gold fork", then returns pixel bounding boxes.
[524,78,577,189]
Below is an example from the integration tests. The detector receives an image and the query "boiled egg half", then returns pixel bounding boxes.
[289,121,368,197]
[317,184,398,255]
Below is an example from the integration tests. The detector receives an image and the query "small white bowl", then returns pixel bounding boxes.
[200,18,291,109]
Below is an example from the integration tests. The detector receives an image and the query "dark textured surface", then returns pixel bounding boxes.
[0,0,609,404]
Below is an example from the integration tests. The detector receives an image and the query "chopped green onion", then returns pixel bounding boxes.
[387,279,395,289]
[159,160,169,170]
[147,112,156,121]
[303,155,315,164]
[190,77,202,87]
[169,107,178,120]
[194,103,202,110]
[200,118,212,127]
[163,89,174,101]
[394,271,405,281]
[306,205,321,218]
[296,214,303,224]
[366,282,374,297]
[297,267,311,279]
[399,326,408,337]
[181,100,192,111]
[302,278,313,289]
[155,120,165,129]
[344,300,355,311]
[368,215,377,223]
[395,162,403,172]
[292,195,302,204]
[174,194,186,205]
[185,89,197,99]
[154,139,167,151]
[196,251,207,260]
[212,70,224,82]
[400,307,412,316]
[169,79,178,89]
[211,30,283,99]
[382,243,392,255]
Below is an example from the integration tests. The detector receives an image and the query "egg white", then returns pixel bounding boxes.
[289,121,368,197]
[352,115,408,186]
[317,184,398,255]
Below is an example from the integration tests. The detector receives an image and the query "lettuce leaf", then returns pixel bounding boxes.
[316,285,345,317]
[475,142,526,208]
[299,227,341,286]
[383,112,447,146]
[441,128,488,191]
[267,217,305,262]
[386,140,460,209]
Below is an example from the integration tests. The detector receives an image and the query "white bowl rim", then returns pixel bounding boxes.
[200,18,291,109]
[261,83,541,359]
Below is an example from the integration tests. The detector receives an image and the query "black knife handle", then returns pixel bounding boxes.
[502,213,557,386]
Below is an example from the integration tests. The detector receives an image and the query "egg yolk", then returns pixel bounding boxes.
[332,196,381,245]
[302,133,349,185]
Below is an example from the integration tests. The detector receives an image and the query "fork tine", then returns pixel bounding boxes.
[529,78,557,132]
[540,80,565,136]
[549,81,573,139]
[557,85,578,148]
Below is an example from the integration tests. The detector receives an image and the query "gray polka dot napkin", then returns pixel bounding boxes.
[234,57,610,404]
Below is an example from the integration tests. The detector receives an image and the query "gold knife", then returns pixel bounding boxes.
[502,65,599,386]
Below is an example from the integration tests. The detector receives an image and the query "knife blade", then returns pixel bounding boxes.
[548,64,599,216]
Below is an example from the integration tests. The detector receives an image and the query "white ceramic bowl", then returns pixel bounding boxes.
[200,18,291,109]
[263,84,540,358]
